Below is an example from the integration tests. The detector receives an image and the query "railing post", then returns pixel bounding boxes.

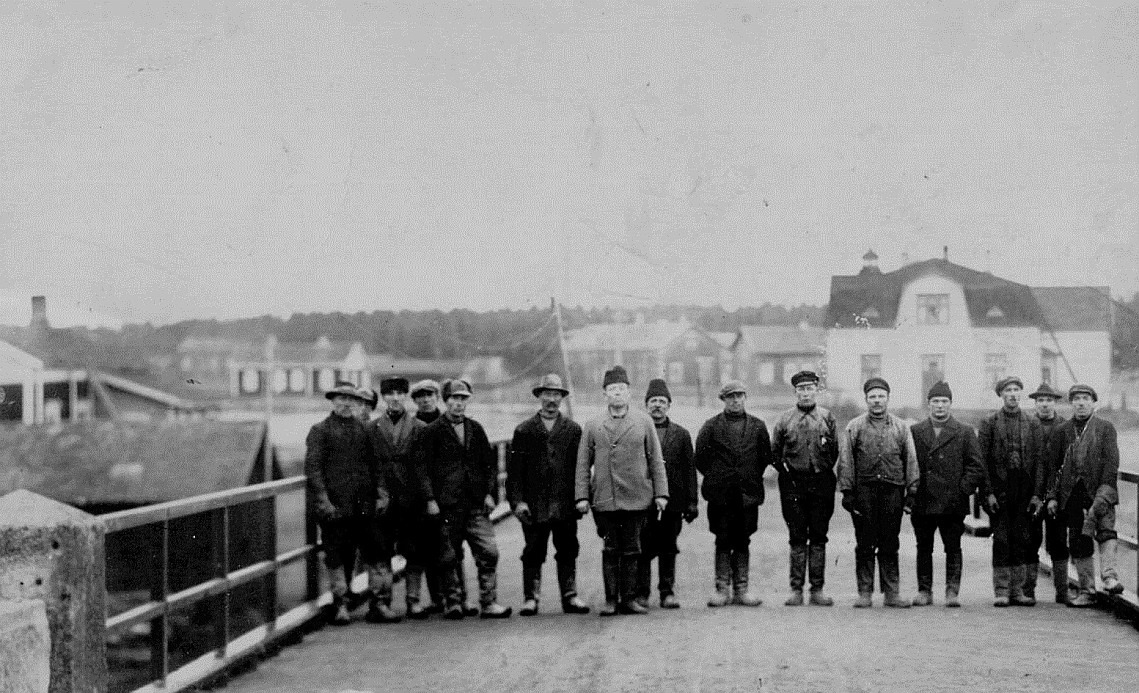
[0,490,107,693]
[304,493,320,602]
[149,517,169,686]
[211,507,227,658]
[264,497,278,631]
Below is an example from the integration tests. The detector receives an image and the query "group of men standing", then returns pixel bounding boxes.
[305,363,1123,625]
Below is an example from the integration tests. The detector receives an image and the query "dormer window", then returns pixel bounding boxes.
[986,305,1005,319]
[917,294,949,325]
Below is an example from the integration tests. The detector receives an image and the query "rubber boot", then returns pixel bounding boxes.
[557,561,590,614]
[600,552,620,616]
[619,556,649,614]
[1099,539,1124,595]
[807,545,833,606]
[520,564,540,616]
[658,553,680,609]
[329,568,351,625]
[785,545,806,606]
[404,565,428,619]
[1068,556,1096,608]
[880,554,909,608]
[731,551,763,606]
[1051,558,1071,604]
[944,552,962,608]
[1010,565,1036,606]
[707,549,732,607]
[913,548,933,606]
[992,566,1011,607]
[364,563,401,623]
[1022,560,1039,600]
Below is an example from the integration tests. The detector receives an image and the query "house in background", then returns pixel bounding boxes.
[731,324,827,393]
[825,250,1113,409]
[228,335,371,397]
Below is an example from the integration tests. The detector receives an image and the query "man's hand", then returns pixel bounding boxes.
[903,493,915,515]
[375,497,389,514]
[683,506,699,523]
[514,501,532,524]
[841,492,861,517]
[1027,496,1044,517]
[484,494,497,512]
[425,500,441,516]
[654,497,668,513]
[575,500,590,517]
[1046,499,1059,518]
[315,496,338,521]
[986,493,1000,514]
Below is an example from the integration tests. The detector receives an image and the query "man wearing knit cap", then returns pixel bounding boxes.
[694,379,772,608]
[636,378,697,609]
[836,377,919,608]
[575,365,669,616]
[908,381,984,607]
[1045,384,1123,606]
[771,370,839,606]
[1027,382,1070,603]
[507,374,590,616]
[978,376,1046,607]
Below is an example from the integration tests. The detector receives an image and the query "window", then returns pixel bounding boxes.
[757,360,775,385]
[1041,353,1056,385]
[668,361,685,383]
[984,353,1009,390]
[921,354,945,397]
[916,294,950,325]
[240,369,261,394]
[861,355,882,384]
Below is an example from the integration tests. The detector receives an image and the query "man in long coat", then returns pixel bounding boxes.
[636,378,697,609]
[978,376,1045,607]
[305,382,393,625]
[694,380,771,608]
[575,365,669,616]
[1027,382,1069,603]
[908,381,984,607]
[1045,384,1123,607]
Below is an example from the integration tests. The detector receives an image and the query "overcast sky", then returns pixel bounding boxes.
[1,0,1136,328]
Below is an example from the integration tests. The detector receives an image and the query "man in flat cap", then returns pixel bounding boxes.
[836,377,919,608]
[694,380,771,608]
[305,382,394,624]
[507,374,590,616]
[978,376,1046,607]
[1027,382,1070,603]
[771,370,839,606]
[636,378,697,609]
[415,379,512,619]
[575,365,669,616]
[908,382,984,607]
[1045,384,1123,606]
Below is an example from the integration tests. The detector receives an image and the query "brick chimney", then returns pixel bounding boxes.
[30,296,49,329]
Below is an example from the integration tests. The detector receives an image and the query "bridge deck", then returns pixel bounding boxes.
[227,493,1138,693]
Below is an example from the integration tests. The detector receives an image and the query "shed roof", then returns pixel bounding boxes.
[734,326,827,355]
[1031,287,1112,331]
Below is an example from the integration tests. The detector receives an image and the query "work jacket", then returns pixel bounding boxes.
[305,413,388,518]
[771,405,839,476]
[910,416,985,516]
[1046,415,1119,509]
[836,413,919,495]
[415,415,497,512]
[507,412,583,523]
[575,409,668,512]
[694,411,772,508]
[371,410,425,503]
[978,408,1045,501]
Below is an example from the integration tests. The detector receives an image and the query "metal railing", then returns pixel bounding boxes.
[1115,470,1139,613]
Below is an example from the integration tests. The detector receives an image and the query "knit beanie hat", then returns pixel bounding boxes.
[927,381,952,401]
[602,365,629,388]
[645,378,671,403]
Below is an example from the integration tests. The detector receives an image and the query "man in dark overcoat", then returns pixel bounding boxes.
[771,370,839,607]
[636,378,697,609]
[305,382,393,625]
[1027,382,1069,603]
[415,379,511,619]
[694,380,771,608]
[1045,384,1123,607]
[507,373,590,616]
[908,381,984,607]
[978,376,1046,607]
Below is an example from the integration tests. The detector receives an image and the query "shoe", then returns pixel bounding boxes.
[945,590,961,608]
[331,602,352,626]
[784,590,804,607]
[853,593,873,608]
[808,591,834,607]
[406,603,429,620]
[424,603,444,615]
[364,602,401,624]
[733,591,763,607]
[463,602,481,618]
[520,599,539,617]
[635,596,650,609]
[443,605,465,620]
[599,600,619,617]
[1011,594,1037,607]
[660,593,680,609]
[480,603,513,619]
[1103,576,1124,595]
[618,600,649,615]
[1067,592,1095,608]
[912,591,933,607]
[707,589,730,608]
[883,594,910,609]
[562,596,590,614]
[993,596,1010,607]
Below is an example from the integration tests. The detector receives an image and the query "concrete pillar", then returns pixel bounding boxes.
[0,599,51,693]
[0,490,106,693]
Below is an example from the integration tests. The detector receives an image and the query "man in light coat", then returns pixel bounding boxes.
[575,365,669,616]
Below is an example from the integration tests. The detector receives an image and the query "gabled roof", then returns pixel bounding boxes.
[1031,287,1112,331]
[272,340,358,363]
[734,326,826,355]
[563,320,698,352]
[827,258,1045,328]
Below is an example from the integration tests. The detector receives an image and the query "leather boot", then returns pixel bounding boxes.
[880,554,909,608]
[520,563,540,616]
[1099,539,1124,595]
[854,552,874,607]
[365,563,401,623]
[635,555,652,607]
[785,545,806,606]
[1009,565,1036,606]
[807,545,833,606]
[707,549,732,607]
[619,555,649,614]
[658,553,680,608]
[404,565,428,619]
[329,567,351,625]
[1052,558,1071,604]
[913,548,933,606]
[557,561,590,614]
[944,552,962,608]
[1068,556,1096,608]
[600,553,620,616]
[1022,560,1039,600]
[992,565,1011,607]
[731,550,763,606]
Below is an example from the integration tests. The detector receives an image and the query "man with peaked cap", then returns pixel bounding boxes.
[694,380,771,608]
[908,381,985,607]
[415,378,512,619]
[411,379,444,425]
[304,382,394,625]
[771,370,839,607]
[978,376,1046,607]
[507,374,590,616]
[1027,382,1070,603]
[1045,384,1123,607]
[836,377,919,608]
[575,365,669,616]
[636,378,697,609]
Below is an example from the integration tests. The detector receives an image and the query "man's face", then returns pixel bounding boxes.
[414,393,438,413]
[928,396,951,421]
[1001,384,1022,411]
[445,394,469,418]
[383,391,406,415]
[722,391,747,415]
[865,389,889,415]
[538,389,564,416]
[646,396,670,422]
[1070,393,1095,419]
[604,383,630,408]
[1034,395,1057,419]
[795,383,818,407]
[331,394,358,419]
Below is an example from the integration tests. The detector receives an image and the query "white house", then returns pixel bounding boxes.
[825,251,1112,409]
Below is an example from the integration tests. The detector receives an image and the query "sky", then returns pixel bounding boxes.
[1,0,1136,328]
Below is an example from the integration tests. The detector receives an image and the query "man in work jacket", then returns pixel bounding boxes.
[836,377,919,608]
[978,376,1046,607]
[1027,382,1069,603]
[575,365,669,616]
[507,373,590,616]
[636,378,697,609]
[908,381,984,607]
[770,370,839,607]
[1045,384,1123,607]
[694,380,771,608]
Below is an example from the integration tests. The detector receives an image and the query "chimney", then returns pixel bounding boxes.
[943,245,949,262]
[30,296,49,329]
[860,249,881,274]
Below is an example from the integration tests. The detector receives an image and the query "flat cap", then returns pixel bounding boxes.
[1068,384,1098,402]
[719,380,747,399]
[409,379,441,398]
[441,378,473,400]
[863,377,890,395]
[994,376,1024,395]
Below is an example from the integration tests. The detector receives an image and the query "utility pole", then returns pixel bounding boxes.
[552,296,575,420]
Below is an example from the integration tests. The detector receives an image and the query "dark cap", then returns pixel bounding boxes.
[994,376,1024,395]
[602,365,629,388]
[1068,384,1098,402]
[790,370,820,387]
[863,377,890,395]
[926,381,952,401]
[441,378,473,400]
[645,378,672,403]
[1028,382,1062,400]
[379,376,410,395]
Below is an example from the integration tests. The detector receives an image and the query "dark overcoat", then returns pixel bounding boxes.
[507,412,583,523]
[1045,416,1119,508]
[694,412,772,508]
[372,411,425,502]
[977,409,1046,502]
[910,416,986,516]
[656,419,697,514]
[304,413,385,517]
[414,415,497,511]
